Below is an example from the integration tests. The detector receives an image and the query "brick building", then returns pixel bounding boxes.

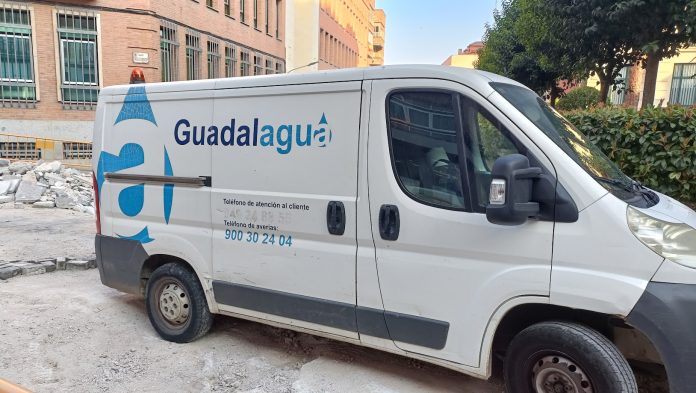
[285,0,385,73]
[0,0,286,142]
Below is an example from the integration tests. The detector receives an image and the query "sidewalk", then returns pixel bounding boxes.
[0,207,96,280]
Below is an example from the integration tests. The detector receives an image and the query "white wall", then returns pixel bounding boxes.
[0,119,93,142]
[285,0,320,73]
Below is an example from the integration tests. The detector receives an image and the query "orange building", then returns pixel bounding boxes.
[286,0,385,73]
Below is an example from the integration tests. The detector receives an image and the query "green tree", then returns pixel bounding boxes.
[477,0,569,106]
[538,0,655,104]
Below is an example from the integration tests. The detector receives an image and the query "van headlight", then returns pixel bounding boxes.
[627,206,696,268]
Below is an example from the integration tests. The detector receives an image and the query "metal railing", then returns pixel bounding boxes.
[0,133,91,168]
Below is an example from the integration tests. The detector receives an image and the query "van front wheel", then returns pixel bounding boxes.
[504,321,637,393]
[145,263,213,343]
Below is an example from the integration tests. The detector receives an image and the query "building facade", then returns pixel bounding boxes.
[0,0,286,142]
[285,0,385,73]
[441,41,483,69]
[588,46,696,107]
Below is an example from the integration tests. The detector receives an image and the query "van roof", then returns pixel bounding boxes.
[100,65,528,96]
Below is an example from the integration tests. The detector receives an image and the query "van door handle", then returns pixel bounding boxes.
[327,201,346,235]
[379,204,400,241]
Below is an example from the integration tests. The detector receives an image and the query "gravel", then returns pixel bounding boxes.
[0,270,504,393]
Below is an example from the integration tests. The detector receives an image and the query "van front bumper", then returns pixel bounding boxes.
[94,234,149,295]
[626,282,696,393]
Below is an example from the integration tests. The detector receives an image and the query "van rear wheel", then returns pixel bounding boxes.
[145,263,213,343]
[504,321,637,393]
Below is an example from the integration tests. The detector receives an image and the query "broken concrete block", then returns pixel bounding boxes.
[0,158,9,167]
[8,161,32,175]
[32,201,55,208]
[0,195,14,204]
[0,177,21,195]
[14,181,46,203]
[66,260,89,270]
[35,161,62,173]
[21,171,38,183]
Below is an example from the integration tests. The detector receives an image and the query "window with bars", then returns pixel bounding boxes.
[57,9,99,109]
[224,0,230,16]
[240,0,246,23]
[275,0,280,38]
[0,3,35,107]
[253,53,262,75]
[670,63,696,106]
[274,61,283,74]
[253,0,258,29]
[240,49,249,76]
[159,21,178,82]
[207,38,220,79]
[224,44,236,77]
[265,58,273,75]
[609,66,629,105]
[185,30,201,80]
[265,0,269,34]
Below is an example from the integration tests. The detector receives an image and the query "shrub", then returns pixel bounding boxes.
[563,106,696,205]
[556,86,601,110]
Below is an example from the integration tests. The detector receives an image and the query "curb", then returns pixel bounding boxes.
[0,256,97,280]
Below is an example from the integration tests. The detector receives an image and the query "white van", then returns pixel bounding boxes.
[92,65,696,393]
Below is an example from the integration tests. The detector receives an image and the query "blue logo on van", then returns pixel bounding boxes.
[96,85,173,243]
[173,112,333,155]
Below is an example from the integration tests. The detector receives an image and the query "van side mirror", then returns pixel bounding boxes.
[486,154,541,226]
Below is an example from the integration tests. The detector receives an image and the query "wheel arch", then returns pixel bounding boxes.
[140,254,218,313]
[484,301,666,384]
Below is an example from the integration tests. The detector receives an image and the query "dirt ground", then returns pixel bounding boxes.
[0,208,668,393]
[0,270,504,393]
[0,206,95,262]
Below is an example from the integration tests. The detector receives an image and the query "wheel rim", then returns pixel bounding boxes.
[532,354,594,393]
[156,279,190,327]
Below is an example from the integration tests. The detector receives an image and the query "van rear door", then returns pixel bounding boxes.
[210,82,363,339]
[98,86,213,292]
[366,78,554,366]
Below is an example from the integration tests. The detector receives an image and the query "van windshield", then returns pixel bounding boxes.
[490,82,658,207]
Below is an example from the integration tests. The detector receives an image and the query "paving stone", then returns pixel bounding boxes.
[19,263,45,276]
[0,266,21,280]
[66,260,89,270]
[39,260,57,273]
[55,257,67,270]
[14,181,46,203]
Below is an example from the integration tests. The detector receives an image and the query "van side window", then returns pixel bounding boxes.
[460,96,522,211]
[387,92,467,210]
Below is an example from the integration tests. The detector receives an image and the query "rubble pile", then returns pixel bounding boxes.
[0,159,95,214]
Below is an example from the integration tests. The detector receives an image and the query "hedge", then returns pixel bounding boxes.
[563,106,696,205]
[556,86,601,111]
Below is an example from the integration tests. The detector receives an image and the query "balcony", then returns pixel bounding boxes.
[373,31,384,52]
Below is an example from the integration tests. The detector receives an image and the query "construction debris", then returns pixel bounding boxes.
[0,160,94,214]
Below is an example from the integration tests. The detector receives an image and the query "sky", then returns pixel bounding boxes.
[375,0,498,65]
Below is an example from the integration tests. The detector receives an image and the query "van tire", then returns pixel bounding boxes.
[504,321,637,393]
[145,263,213,343]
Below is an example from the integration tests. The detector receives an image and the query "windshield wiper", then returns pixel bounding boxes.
[592,176,634,193]
[630,180,660,205]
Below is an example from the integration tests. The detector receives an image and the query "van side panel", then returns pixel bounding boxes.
[96,87,213,294]
[210,82,362,337]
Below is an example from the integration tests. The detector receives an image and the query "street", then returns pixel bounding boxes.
[0,270,504,393]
